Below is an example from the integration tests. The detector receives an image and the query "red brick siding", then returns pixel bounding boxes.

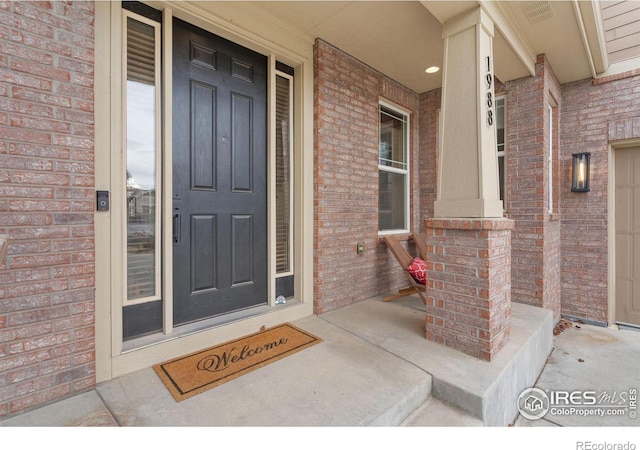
[418,89,440,228]
[592,69,640,86]
[559,73,640,323]
[505,55,562,321]
[314,39,422,314]
[424,218,513,361]
[0,1,95,418]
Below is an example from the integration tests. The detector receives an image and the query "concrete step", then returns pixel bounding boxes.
[401,396,483,426]
[321,296,554,426]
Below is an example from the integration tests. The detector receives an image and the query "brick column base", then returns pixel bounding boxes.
[424,218,514,361]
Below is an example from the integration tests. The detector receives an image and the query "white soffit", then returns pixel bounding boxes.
[420,0,478,23]
[251,1,445,93]
[499,1,593,83]
[202,1,614,91]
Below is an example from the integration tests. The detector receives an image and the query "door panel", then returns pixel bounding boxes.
[173,18,267,326]
[191,214,217,292]
[232,93,253,192]
[615,147,640,327]
[191,81,217,190]
[231,214,254,285]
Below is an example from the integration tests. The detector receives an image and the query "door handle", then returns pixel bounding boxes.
[173,213,181,243]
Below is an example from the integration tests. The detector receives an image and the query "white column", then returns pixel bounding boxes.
[434,7,503,218]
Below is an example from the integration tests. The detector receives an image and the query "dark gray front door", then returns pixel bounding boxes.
[172,18,268,326]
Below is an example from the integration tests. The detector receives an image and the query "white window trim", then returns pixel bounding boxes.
[548,103,553,214]
[378,100,410,236]
[547,95,558,215]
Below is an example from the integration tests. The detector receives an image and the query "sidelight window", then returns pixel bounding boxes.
[123,11,162,303]
[275,70,293,275]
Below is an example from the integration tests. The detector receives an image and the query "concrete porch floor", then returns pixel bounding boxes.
[1,294,638,429]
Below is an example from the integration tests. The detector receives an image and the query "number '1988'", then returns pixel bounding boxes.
[486,56,493,126]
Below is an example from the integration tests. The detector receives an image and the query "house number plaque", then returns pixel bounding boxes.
[485,56,494,127]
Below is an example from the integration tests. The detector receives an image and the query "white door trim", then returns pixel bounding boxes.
[609,139,640,328]
[94,1,315,382]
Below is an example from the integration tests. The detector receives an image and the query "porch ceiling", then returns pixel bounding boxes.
[236,1,610,93]
[249,1,445,92]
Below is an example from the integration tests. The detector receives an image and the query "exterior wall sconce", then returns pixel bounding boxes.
[571,152,591,192]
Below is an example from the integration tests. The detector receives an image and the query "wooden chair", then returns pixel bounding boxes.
[382,235,427,305]
[412,232,428,261]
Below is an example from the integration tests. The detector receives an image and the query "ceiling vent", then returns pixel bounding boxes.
[522,1,555,25]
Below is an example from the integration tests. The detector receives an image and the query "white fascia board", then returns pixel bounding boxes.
[575,0,609,75]
[479,0,536,78]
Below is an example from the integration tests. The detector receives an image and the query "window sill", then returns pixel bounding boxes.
[378,231,412,242]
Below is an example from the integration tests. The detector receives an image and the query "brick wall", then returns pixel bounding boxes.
[505,55,562,321]
[313,41,640,324]
[0,1,95,418]
[424,218,513,361]
[418,89,439,228]
[560,71,640,324]
[314,39,423,314]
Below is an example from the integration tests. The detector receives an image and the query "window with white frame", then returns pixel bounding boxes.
[275,69,293,275]
[379,103,409,233]
[123,10,162,304]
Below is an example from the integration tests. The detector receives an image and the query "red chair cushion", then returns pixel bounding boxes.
[407,257,427,285]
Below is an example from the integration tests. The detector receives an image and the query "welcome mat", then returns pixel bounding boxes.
[153,323,323,401]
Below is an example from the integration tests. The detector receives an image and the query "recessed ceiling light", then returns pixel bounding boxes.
[425,66,440,74]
